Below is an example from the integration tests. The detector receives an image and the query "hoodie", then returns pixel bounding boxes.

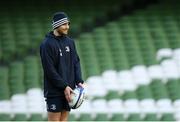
[40,32,84,98]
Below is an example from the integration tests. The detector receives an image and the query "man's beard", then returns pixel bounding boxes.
[57,29,68,36]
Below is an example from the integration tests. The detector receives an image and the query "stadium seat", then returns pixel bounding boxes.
[9,61,25,95]
[111,113,124,121]
[94,113,109,121]
[140,99,157,114]
[117,70,137,91]
[160,113,175,121]
[131,65,151,85]
[92,99,109,121]
[127,113,141,121]
[147,65,164,80]
[78,113,93,121]
[144,113,158,121]
[157,48,173,61]
[0,67,10,100]
[24,56,41,90]
[11,94,28,121]
[108,99,125,121]
[122,91,137,100]
[68,113,77,121]
[0,100,11,121]
[106,90,120,100]
[150,79,169,100]
[29,113,43,121]
[0,113,11,121]
[166,79,180,100]
[136,85,153,99]
[13,114,27,121]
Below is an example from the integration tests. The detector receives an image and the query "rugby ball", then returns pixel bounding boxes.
[69,86,85,109]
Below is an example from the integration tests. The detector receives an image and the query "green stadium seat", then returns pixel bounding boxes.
[68,113,77,121]
[0,67,10,100]
[150,79,169,100]
[144,113,158,121]
[160,113,175,121]
[1,38,16,62]
[106,90,120,100]
[78,113,93,121]
[122,91,137,100]
[166,79,180,100]
[13,113,27,121]
[111,113,124,121]
[0,42,2,60]
[94,113,109,121]
[121,38,144,67]
[136,85,153,100]
[0,113,11,121]
[29,113,43,121]
[9,61,25,95]
[24,56,41,90]
[127,113,141,121]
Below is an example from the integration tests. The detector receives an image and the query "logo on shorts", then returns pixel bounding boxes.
[50,104,56,110]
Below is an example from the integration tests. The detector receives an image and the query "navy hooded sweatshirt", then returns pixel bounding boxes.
[40,32,84,98]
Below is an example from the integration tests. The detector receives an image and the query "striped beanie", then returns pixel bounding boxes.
[52,12,70,30]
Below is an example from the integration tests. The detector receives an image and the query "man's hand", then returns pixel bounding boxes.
[64,86,73,102]
[78,82,85,88]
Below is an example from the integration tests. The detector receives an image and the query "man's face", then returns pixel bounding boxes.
[56,22,70,35]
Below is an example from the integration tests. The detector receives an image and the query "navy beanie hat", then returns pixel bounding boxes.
[52,12,70,29]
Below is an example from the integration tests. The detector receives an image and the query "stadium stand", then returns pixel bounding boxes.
[1,0,180,121]
[0,0,125,63]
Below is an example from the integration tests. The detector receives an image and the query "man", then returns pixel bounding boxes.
[40,12,84,121]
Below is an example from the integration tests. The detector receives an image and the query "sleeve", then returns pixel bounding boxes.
[40,42,68,90]
[73,41,84,84]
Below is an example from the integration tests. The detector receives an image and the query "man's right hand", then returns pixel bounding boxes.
[64,86,73,102]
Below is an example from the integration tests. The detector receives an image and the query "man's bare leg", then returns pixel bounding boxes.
[48,112,61,121]
[60,111,69,121]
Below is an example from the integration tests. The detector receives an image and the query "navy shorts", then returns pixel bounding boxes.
[45,97,71,112]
